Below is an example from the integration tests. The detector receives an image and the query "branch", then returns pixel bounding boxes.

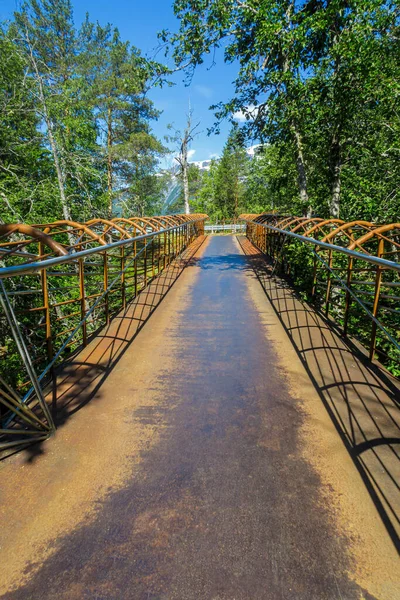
[237,1,258,15]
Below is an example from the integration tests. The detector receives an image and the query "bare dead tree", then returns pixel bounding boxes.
[175,105,200,214]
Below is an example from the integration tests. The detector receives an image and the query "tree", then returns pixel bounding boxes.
[174,106,200,214]
[1,0,170,226]
[299,0,400,218]
[162,0,400,220]
[214,127,248,221]
[0,28,50,223]
[117,133,169,216]
[191,160,219,219]
[12,0,105,229]
[161,1,312,213]
[243,144,298,215]
[190,129,252,223]
[80,20,168,217]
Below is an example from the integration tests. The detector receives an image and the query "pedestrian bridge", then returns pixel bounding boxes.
[0,214,399,599]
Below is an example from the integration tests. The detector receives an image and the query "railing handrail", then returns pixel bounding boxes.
[17,236,153,409]
[240,218,400,272]
[0,217,206,278]
[205,223,245,228]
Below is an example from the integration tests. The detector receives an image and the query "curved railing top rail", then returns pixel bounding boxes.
[239,214,400,272]
[0,214,208,278]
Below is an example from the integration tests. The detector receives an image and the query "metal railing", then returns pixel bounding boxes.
[240,214,400,376]
[205,223,245,234]
[0,214,207,450]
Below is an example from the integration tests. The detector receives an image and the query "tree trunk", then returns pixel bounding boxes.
[183,168,190,215]
[181,135,190,214]
[107,106,113,218]
[292,123,310,216]
[34,81,70,221]
[47,122,71,223]
[234,176,239,221]
[330,26,342,219]
[330,138,341,217]
[25,33,75,245]
[281,28,310,217]
[176,107,199,215]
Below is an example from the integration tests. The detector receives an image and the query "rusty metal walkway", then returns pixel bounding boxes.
[0,235,399,599]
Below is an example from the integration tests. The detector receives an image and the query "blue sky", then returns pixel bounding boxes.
[0,0,242,164]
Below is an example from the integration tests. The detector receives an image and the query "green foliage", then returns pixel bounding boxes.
[164,0,400,220]
[212,127,248,220]
[0,29,52,222]
[80,21,169,215]
[0,0,169,225]
[261,232,400,377]
[191,137,308,222]
[190,161,218,217]
[243,144,300,215]
[191,127,250,222]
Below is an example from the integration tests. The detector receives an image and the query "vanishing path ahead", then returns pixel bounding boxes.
[0,236,398,599]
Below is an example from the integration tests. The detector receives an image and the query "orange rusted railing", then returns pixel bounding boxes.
[0,213,207,451]
[241,213,400,375]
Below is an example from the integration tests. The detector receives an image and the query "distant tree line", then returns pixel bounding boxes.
[1,0,399,225]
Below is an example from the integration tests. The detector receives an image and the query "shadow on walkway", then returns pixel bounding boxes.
[186,253,254,271]
[2,236,206,464]
[238,235,400,553]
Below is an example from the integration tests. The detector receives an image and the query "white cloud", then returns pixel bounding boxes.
[187,149,196,159]
[194,85,213,99]
[233,104,259,122]
[209,153,219,159]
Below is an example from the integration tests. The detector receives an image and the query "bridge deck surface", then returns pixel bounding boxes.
[0,235,399,599]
